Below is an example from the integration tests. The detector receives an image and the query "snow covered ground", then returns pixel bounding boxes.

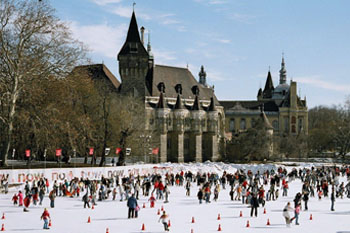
[1,163,350,233]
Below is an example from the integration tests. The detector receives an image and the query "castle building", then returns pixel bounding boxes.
[220,56,308,138]
[117,11,225,162]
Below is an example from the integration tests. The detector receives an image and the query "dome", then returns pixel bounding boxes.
[272,83,289,99]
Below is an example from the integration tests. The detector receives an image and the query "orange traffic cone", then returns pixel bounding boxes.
[191,217,195,223]
[1,213,4,220]
[240,211,243,217]
[246,220,250,228]
[143,203,146,208]
[310,214,313,220]
[1,224,4,231]
[141,223,145,231]
[106,228,109,233]
[157,209,160,215]
[263,208,266,214]
[217,213,221,220]
[87,216,91,223]
[49,220,52,227]
[92,205,95,210]
[267,219,270,226]
[168,220,171,227]
[217,224,222,231]
[161,205,164,211]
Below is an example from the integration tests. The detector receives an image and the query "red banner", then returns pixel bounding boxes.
[116,148,122,154]
[152,147,159,155]
[25,149,31,158]
[56,149,62,157]
[89,148,94,155]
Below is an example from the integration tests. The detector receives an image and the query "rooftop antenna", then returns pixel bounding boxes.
[133,2,136,11]
[186,62,189,69]
[268,65,271,72]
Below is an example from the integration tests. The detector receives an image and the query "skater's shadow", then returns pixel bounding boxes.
[337,231,350,233]
[252,224,286,229]
[328,211,350,215]
[93,217,127,221]
[11,229,42,231]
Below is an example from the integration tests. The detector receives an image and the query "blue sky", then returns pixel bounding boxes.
[52,0,350,107]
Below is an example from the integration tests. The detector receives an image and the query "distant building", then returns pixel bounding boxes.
[220,56,308,138]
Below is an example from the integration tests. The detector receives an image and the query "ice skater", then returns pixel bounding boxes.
[158,211,170,231]
[40,208,51,230]
[282,202,294,227]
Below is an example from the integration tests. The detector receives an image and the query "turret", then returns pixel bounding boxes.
[118,11,149,97]
[279,55,287,85]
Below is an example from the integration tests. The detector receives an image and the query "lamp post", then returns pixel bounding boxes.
[140,134,152,163]
[43,149,47,169]
[11,149,15,170]
[73,149,76,168]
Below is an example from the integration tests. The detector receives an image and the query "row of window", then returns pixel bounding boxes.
[228,117,304,133]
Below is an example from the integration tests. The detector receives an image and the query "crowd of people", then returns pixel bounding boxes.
[4,164,350,230]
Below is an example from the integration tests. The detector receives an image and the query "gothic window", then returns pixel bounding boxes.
[298,118,303,132]
[284,117,289,132]
[292,125,296,133]
[229,119,235,132]
[240,118,246,130]
[291,116,296,124]
[272,120,279,130]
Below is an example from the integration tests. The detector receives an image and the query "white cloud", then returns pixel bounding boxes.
[152,48,177,64]
[209,0,228,5]
[229,13,256,24]
[217,39,231,44]
[111,6,151,20]
[90,0,122,6]
[294,75,350,92]
[69,21,128,59]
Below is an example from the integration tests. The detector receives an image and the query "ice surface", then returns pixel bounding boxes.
[0,163,349,233]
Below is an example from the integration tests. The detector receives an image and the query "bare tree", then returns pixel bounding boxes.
[0,0,85,165]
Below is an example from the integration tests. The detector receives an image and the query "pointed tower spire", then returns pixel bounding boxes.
[263,71,274,99]
[279,53,287,84]
[208,97,216,111]
[157,92,165,109]
[126,11,141,43]
[192,95,201,110]
[175,94,184,109]
[147,30,154,59]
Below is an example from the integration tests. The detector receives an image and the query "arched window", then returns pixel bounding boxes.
[240,118,246,130]
[229,119,235,132]
[272,120,279,130]
[292,125,296,133]
[291,116,296,124]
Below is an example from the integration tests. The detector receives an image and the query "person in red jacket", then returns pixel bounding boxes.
[41,208,51,229]
[12,193,18,205]
[149,194,156,208]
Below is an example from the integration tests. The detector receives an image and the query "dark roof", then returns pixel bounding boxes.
[71,64,121,90]
[118,11,148,57]
[149,65,220,105]
[219,100,279,112]
[263,71,274,98]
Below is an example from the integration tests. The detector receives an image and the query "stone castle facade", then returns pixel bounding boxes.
[73,11,308,162]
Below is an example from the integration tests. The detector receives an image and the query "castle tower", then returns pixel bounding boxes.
[118,11,150,97]
[279,55,287,85]
[199,65,207,86]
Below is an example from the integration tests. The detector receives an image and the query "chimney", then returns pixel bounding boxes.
[140,26,145,45]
